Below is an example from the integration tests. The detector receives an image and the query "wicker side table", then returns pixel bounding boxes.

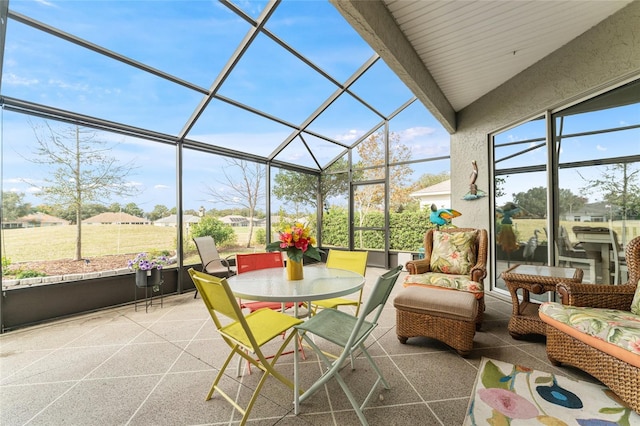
[501,264,582,339]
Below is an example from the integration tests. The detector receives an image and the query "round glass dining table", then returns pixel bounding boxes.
[225,265,365,414]
[226,265,365,304]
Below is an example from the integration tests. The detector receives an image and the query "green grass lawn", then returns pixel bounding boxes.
[511,219,640,246]
[1,224,257,263]
[3,220,638,264]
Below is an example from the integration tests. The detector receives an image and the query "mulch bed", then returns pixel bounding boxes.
[5,254,135,277]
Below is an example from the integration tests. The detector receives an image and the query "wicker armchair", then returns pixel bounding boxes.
[544,235,640,413]
[405,228,488,328]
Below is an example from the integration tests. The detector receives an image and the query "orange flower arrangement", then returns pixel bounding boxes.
[266,222,322,263]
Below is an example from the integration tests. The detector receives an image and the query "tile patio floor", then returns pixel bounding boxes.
[1,267,599,425]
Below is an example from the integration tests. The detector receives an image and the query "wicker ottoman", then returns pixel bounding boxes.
[394,286,478,357]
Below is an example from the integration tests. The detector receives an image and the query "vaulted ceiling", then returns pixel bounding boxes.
[331,0,634,132]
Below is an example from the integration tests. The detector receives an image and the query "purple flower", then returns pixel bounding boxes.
[128,252,168,271]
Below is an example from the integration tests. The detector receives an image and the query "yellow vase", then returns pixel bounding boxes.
[286,258,304,280]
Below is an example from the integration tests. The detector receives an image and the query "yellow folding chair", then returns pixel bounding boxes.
[309,250,368,315]
[188,268,302,425]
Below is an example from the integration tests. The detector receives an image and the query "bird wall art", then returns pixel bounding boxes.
[430,203,462,229]
[496,202,522,265]
[462,160,486,200]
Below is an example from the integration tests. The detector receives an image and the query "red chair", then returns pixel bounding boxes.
[234,252,304,374]
[236,251,284,274]
[235,252,300,312]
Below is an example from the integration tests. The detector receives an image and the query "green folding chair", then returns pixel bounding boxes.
[295,265,403,425]
[188,268,302,426]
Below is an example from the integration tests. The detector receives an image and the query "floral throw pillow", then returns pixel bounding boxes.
[631,279,640,315]
[430,230,478,275]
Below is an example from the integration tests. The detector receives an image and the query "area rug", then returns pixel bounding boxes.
[464,357,639,425]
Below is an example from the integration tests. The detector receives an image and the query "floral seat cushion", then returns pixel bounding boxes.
[403,272,483,298]
[539,302,640,367]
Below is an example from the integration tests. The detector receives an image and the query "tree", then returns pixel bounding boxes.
[1,191,32,221]
[190,216,235,246]
[512,187,546,218]
[352,131,413,245]
[27,121,139,260]
[148,205,170,222]
[80,203,110,220]
[272,170,317,217]
[558,188,587,216]
[273,158,350,213]
[512,186,586,219]
[579,163,640,220]
[355,131,412,211]
[321,159,352,209]
[35,202,108,223]
[411,171,450,192]
[122,202,144,218]
[203,158,263,248]
[494,176,507,198]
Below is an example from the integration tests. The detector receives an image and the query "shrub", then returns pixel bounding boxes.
[4,267,48,279]
[389,210,433,251]
[254,228,266,245]
[321,207,349,247]
[191,216,235,245]
[15,269,47,279]
[2,256,11,275]
[320,206,433,251]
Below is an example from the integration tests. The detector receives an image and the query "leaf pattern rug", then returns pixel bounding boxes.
[464,357,639,426]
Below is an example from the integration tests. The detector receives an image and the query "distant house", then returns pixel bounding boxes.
[82,212,150,225]
[270,216,295,226]
[3,212,70,229]
[153,214,200,227]
[409,179,452,210]
[220,215,250,227]
[565,201,613,223]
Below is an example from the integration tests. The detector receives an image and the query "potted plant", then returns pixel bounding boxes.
[128,253,168,291]
[266,222,322,280]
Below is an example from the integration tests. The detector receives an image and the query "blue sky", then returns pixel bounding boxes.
[494,102,640,206]
[1,0,452,213]
[1,1,637,214]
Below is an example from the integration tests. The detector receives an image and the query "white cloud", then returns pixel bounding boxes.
[6,178,44,192]
[125,181,144,189]
[48,78,90,92]
[399,126,436,140]
[154,184,170,190]
[596,145,607,151]
[35,0,57,7]
[410,142,449,158]
[334,129,362,143]
[4,73,39,86]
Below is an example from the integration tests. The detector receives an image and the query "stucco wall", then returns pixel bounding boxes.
[451,0,640,232]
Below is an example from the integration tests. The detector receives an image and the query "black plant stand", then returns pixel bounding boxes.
[134,269,164,312]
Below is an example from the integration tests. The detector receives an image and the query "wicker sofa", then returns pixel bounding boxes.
[539,235,640,413]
